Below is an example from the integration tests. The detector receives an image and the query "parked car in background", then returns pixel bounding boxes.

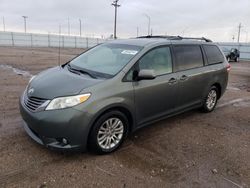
[19,36,230,154]
[223,48,240,62]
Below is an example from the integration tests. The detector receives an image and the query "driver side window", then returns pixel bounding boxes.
[139,46,172,76]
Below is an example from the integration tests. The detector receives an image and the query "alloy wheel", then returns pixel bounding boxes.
[206,89,217,110]
[97,117,124,150]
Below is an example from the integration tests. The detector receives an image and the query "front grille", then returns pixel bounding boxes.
[24,93,48,112]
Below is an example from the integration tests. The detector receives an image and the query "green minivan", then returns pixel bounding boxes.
[20,36,230,154]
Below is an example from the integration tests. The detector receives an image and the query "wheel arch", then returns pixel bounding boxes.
[211,83,222,99]
[87,104,135,145]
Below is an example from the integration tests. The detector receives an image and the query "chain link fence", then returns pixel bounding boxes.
[0,31,250,60]
[0,31,106,48]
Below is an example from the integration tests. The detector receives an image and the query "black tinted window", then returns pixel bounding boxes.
[203,45,224,65]
[139,46,172,76]
[173,45,204,71]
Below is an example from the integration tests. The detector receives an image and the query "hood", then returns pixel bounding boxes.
[27,66,103,99]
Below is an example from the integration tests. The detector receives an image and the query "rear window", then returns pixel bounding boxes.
[173,45,204,71]
[203,45,224,65]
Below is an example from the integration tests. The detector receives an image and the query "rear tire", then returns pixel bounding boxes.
[201,86,218,113]
[235,57,239,62]
[88,110,128,154]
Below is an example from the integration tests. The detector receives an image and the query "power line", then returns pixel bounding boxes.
[111,0,121,39]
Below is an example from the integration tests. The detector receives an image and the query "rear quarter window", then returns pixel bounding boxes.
[203,45,224,65]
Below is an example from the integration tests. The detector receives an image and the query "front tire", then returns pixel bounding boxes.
[201,86,218,113]
[88,110,128,154]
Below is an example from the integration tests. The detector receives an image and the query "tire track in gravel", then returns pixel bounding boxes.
[0,156,66,186]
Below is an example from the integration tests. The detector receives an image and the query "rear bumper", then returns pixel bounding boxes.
[19,94,92,152]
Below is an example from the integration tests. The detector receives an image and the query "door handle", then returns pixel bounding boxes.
[180,75,188,81]
[168,77,177,84]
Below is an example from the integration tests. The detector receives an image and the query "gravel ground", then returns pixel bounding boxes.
[0,46,249,188]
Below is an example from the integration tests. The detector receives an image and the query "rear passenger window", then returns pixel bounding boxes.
[203,45,224,65]
[173,45,204,71]
[138,46,172,76]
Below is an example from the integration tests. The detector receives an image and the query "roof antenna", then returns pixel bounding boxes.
[58,24,61,68]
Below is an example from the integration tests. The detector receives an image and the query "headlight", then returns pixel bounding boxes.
[45,93,91,110]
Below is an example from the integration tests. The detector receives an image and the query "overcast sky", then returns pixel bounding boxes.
[0,0,249,42]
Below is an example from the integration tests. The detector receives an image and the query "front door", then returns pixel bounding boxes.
[133,46,178,126]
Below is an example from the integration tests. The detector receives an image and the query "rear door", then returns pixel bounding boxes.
[132,46,178,126]
[172,45,209,110]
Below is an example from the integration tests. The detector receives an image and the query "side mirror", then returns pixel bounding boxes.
[137,69,156,80]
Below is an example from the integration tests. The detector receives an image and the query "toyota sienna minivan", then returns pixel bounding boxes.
[20,36,230,154]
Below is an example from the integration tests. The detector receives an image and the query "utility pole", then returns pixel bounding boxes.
[22,16,28,33]
[3,16,5,31]
[237,23,242,43]
[144,14,151,36]
[58,23,61,67]
[79,19,82,37]
[59,24,61,35]
[136,27,139,37]
[67,17,70,36]
[111,0,121,39]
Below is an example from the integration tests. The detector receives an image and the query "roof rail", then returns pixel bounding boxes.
[179,36,213,42]
[136,35,212,42]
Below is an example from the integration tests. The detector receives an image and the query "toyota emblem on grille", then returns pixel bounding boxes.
[28,88,34,95]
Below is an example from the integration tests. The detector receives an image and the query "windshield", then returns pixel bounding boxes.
[69,43,143,78]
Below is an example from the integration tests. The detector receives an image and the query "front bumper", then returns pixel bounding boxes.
[19,94,92,151]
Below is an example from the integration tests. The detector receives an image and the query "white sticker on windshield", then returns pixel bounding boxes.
[121,50,138,55]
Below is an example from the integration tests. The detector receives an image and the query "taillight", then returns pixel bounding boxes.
[226,64,231,72]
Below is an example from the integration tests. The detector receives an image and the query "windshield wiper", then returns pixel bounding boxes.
[67,64,97,79]
[67,64,80,75]
[78,69,97,79]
